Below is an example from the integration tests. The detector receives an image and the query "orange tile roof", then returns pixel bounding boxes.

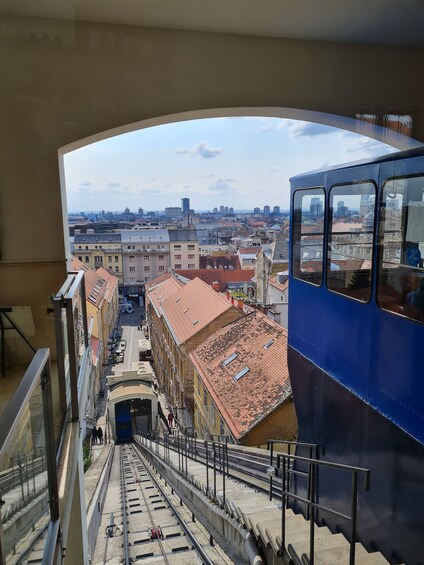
[190,311,291,441]
[72,257,107,308]
[147,274,184,317]
[97,267,119,302]
[161,277,237,345]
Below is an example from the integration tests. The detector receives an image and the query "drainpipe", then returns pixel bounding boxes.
[245,532,264,565]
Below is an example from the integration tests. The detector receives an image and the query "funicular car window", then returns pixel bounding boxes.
[327,182,376,302]
[293,188,325,285]
[378,175,424,323]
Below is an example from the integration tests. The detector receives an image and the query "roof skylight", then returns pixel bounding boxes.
[234,366,249,381]
[223,353,237,367]
[263,339,274,349]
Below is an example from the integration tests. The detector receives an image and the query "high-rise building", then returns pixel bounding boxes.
[264,205,271,215]
[181,198,190,213]
[310,197,323,216]
[273,205,280,215]
[253,207,261,214]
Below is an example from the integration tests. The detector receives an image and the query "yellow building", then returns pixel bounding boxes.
[73,232,124,284]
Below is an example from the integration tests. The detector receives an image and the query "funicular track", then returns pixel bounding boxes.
[102,443,235,565]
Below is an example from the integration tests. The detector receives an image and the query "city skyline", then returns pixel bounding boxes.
[64,116,396,213]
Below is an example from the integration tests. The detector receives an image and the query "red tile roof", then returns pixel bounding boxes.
[190,311,291,441]
[160,277,238,345]
[175,269,255,292]
[97,267,119,303]
[238,247,260,255]
[147,274,183,317]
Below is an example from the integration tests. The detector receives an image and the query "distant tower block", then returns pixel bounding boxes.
[181,198,190,213]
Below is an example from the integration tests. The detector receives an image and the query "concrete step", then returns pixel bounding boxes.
[299,542,370,564]
[292,533,368,562]
[354,552,396,564]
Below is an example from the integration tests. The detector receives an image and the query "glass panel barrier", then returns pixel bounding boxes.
[0,349,59,565]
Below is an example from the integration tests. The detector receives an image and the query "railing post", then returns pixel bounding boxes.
[213,442,217,499]
[205,441,209,497]
[281,455,286,555]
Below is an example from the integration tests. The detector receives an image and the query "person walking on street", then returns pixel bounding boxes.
[92,425,97,445]
[167,411,174,428]
[97,426,103,444]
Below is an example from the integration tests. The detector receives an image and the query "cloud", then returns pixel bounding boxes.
[209,178,237,192]
[269,167,280,172]
[289,122,337,138]
[149,177,156,182]
[176,141,223,158]
[107,181,121,188]
[163,184,171,188]
[79,180,93,187]
[200,173,215,178]
[344,137,395,155]
[260,119,337,138]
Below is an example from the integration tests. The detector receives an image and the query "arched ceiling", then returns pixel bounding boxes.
[1,0,423,47]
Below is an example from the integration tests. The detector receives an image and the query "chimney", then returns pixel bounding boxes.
[212,281,220,292]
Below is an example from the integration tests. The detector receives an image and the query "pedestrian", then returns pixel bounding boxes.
[92,425,97,445]
[167,411,174,428]
[97,426,103,444]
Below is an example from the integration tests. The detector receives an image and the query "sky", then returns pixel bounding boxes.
[64,116,397,213]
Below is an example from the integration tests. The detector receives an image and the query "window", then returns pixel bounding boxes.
[130,277,136,283]
[188,244,195,250]
[144,255,149,260]
[158,255,164,260]
[188,264,195,269]
[115,267,119,273]
[108,256,112,262]
[129,255,135,261]
[327,182,376,301]
[159,266,165,272]
[78,245,82,249]
[85,256,89,263]
[174,245,181,250]
[78,256,82,262]
[175,264,182,269]
[378,175,424,323]
[85,246,88,250]
[144,266,150,272]
[115,256,118,262]
[129,266,135,272]
[174,254,181,260]
[188,254,195,259]
[293,188,325,285]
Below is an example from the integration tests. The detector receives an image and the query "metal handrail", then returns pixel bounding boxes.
[278,452,370,565]
[267,439,319,513]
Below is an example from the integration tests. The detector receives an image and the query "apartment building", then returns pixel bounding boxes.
[169,228,200,270]
[73,232,123,283]
[190,311,296,445]
[121,229,170,287]
[146,274,243,429]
